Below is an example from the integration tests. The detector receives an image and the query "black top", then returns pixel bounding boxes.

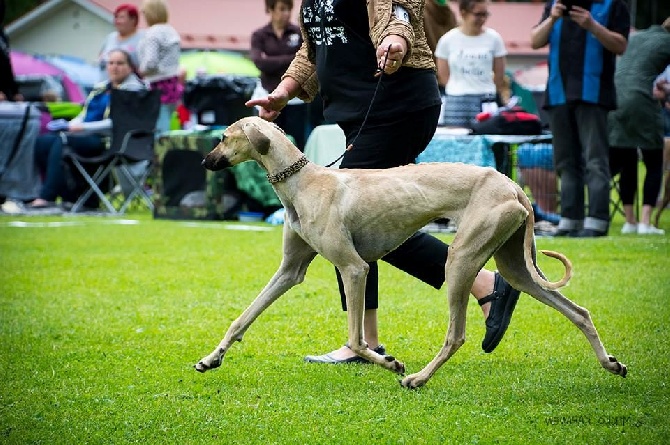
[301,0,440,123]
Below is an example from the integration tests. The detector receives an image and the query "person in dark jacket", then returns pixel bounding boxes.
[249,0,306,149]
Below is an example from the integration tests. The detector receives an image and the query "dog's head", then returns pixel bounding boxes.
[202,116,286,171]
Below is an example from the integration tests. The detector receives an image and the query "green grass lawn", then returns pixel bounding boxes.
[1,212,669,444]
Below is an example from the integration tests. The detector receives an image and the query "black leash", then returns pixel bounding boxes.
[325,45,392,168]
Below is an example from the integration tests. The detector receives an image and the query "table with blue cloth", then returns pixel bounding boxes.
[305,125,552,177]
[420,128,553,178]
[153,128,282,220]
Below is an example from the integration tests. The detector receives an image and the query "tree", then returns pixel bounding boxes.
[4,0,46,26]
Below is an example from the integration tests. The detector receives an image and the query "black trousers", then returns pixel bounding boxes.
[335,105,449,310]
[610,147,663,207]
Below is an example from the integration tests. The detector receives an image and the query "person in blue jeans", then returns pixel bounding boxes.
[28,49,145,209]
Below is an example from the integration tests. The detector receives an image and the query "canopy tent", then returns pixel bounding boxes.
[10,51,85,103]
[180,50,260,80]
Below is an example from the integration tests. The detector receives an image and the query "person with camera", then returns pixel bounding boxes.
[530,0,630,237]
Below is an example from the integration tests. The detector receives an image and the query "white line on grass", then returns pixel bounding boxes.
[1,219,277,232]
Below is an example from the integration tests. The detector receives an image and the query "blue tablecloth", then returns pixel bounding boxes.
[304,125,552,170]
[417,133,495,167]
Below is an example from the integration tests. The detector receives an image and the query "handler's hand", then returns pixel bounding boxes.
[376,36,407,76]
[245,87,290,121]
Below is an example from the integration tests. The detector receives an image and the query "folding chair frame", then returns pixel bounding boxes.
[64,89,160,215]
[68,129,156,214]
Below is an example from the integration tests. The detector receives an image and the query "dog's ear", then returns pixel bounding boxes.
[242,122,271,155]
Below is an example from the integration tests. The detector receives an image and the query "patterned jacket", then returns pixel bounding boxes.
[282,0,434,102]
[137,24,181,83]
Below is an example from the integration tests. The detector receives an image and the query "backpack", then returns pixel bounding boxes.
[471,106,543,135]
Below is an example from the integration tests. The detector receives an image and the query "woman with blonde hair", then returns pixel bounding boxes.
[138,0,182,133]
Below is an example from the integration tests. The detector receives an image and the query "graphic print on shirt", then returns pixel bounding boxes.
[454,49,492,79]
[303,0,348,46]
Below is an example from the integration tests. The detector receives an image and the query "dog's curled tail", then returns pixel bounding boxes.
[535,250,572,290]
[520,194,572,291]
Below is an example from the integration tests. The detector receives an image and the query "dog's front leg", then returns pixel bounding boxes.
[339,262,405,375]
[401,253,474,389]
[195,229,317,373]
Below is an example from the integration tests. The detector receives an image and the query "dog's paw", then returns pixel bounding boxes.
[384,355,405,375]
[400,373,426,389]
[194,354,223,373]
[606,355,628,378]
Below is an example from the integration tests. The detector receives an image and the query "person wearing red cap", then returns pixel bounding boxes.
[98,4,144,82]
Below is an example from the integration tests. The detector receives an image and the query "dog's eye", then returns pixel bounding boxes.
[212,135,225,150]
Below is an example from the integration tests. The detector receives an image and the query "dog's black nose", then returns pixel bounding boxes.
[201,155,231,171]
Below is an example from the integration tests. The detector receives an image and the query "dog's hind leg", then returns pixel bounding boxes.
[195,227,317,373]
[494,230,627,378]
[401,200,528,389]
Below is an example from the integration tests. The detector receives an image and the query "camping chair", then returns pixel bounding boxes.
[63,89,160,214]
[609,175,625,221]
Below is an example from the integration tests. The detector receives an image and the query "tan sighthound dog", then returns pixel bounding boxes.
[196,116,627,388]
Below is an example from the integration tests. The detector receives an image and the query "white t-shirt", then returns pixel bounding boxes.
[434,27,507,96]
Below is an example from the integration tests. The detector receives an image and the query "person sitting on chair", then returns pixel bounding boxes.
[28,49,146,209]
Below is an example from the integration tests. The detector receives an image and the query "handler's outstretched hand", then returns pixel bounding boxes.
[245,88,290,122]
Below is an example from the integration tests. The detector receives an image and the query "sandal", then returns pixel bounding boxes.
[304,344,386,364]
[479,272,521,353]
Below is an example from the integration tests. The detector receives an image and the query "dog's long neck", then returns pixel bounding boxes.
[261,140,311,185]
[266,155,309,184]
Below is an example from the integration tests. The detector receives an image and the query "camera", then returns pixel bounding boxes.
[561,0,594,16]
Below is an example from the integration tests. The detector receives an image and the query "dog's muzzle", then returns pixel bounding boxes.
[201,154,231,171]
[201,135,230,171]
